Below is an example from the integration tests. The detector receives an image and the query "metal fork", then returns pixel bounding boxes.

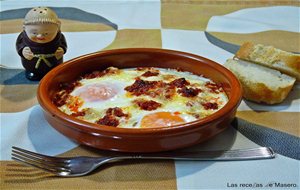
[11,146,275,177]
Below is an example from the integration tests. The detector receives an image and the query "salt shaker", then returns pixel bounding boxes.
[16,7,67,81]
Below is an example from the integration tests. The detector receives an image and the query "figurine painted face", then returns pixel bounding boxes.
[24,23,59,43]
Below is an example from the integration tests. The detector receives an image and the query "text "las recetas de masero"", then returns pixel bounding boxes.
[227,182,298,188]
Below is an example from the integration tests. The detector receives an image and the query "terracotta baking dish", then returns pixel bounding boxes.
[37,48,242,152]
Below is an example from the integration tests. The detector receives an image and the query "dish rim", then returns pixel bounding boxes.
[37,48,242,135]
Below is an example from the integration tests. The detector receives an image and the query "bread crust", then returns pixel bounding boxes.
[241,81,294,104]
[224,59,296,104]
[235,42,300,80]
[235,42,254,59]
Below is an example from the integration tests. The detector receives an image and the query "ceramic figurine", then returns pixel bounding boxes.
[16,7,67,81]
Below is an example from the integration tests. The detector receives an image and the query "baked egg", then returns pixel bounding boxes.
[53,67,228,128]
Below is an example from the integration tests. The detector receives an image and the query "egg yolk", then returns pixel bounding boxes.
[78,84,118,102]
[140,112,185,128]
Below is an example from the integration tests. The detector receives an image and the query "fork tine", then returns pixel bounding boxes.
[11,151,68,168]
[12,146,68,164]
[12,155,71,175]
[11,147,72,176]
[12,146,64,161]
[11,152,71,171]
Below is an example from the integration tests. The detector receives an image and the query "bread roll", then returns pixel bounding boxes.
[235,42,300,80]
[224,59,296,104]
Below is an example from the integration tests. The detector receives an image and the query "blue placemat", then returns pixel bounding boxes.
[233,118,300,160]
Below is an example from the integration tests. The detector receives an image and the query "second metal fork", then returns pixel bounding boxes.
[11,146,275,177]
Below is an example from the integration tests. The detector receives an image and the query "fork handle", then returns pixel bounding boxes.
[126,147,275,161]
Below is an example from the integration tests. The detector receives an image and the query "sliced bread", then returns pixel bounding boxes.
[235,42,300,80]
[224,59,296,104]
